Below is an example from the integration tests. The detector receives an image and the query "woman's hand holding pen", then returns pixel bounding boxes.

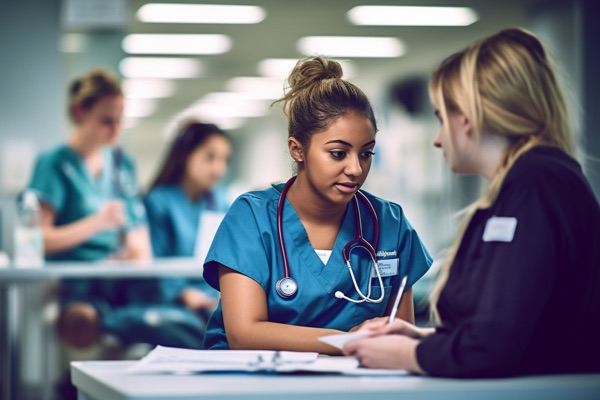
[358,319,435,339]
[342,319,432,373]
[344,334,421,371]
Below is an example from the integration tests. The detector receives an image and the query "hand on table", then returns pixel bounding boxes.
[343,334,422,372]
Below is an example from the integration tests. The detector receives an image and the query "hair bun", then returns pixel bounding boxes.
[287,57,343,93]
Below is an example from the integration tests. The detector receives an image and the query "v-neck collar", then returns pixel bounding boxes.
[62,145,112,194]
[281,197,355,293]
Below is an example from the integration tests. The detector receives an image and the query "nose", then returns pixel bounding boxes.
[433,130,442,148]
[344,154,363,177]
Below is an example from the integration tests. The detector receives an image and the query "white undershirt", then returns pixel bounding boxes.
[315,249,333,265]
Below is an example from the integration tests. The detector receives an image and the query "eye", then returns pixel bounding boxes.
[330,151,346,160]
[361,150,375,159]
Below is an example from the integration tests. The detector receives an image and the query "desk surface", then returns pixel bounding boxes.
[0,258,204,282]
[71,361,600,400]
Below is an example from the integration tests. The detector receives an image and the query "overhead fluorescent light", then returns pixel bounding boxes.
[347,6,478,26]
[258,58,357,79]
[297,36,404,58]
[122,34,231,55]
[125,98,157,118]
[188,92,270,119]
[226,77,286,100]
[137,3,266,24]
[119,57,202,79]
[123,79,175,99]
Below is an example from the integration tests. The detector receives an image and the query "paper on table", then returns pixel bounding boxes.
[126,346,361,374]
[318,331,371,351]
[194,211,225,262]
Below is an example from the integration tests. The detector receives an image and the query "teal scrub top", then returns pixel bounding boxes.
[144,184,228,302]
[27,144,146,261]
[202,185,433,349]
[144,184,229,257]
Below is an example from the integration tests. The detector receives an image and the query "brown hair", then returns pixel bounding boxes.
[273,56,378,148]
[429,28,576,323]
[148,122,229,191]
[68,68,123,123]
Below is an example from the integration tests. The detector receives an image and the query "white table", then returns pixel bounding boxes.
[0,259,204,400]
[71,360,600,400]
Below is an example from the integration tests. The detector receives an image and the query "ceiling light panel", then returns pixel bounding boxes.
[297,36,405,58]
[119,57,202,79]
[122,79,175,99]
[347,6,478,26]
[226,77,287,100]
[137,3,266,24]
[122,34,232,55]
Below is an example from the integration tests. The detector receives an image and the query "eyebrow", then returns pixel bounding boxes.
[325,139,376,148]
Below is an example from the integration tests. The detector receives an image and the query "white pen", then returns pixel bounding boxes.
[388,275,408,324]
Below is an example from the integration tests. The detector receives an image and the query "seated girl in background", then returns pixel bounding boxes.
[144,122,232,321]
[345,28,600,377]
[202,56,433,353]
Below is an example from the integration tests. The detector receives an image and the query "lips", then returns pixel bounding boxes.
[335,182,359,194]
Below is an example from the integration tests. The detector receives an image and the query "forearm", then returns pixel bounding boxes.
[42,215,103,254]
[226,321,344,354]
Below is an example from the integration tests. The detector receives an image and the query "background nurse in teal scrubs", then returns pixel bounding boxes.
[144,122,232,333]
[202,57,433,353]
[26,69,152,398]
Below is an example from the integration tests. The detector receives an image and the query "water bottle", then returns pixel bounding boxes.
[14,190,44,267]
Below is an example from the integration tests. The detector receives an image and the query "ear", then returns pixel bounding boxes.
[462,114,474,139]
[288,137,304,163]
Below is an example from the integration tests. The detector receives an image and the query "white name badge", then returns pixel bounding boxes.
[482,216,518,242]
[372,258,399,278]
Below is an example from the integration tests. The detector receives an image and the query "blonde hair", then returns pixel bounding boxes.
[429,28,576,323]
[273,56,377,147]
[68,68,122,123]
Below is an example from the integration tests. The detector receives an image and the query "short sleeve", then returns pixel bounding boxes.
[203,195,271,291]
[28,153,66,213]
[144,191,173,257]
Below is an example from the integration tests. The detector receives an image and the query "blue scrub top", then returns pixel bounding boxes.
[202,185,433,349]
[144,184,228,302]
[144,184,228,257]
[27,144,146,261]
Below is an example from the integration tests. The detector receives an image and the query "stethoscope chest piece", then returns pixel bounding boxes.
[276,277,298,298]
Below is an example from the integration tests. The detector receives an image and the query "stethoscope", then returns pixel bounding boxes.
[276,176,385,303]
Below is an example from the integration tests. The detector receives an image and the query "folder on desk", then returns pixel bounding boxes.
[126,346,407,376]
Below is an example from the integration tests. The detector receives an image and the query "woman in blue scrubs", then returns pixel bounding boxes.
[144,122,231,323]
[345,29,600,376]
[203,57,432,353]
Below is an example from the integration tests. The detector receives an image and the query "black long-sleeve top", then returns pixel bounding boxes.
[417,146,600,378]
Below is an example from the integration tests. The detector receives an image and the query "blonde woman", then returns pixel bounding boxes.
[345,28,600,377]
